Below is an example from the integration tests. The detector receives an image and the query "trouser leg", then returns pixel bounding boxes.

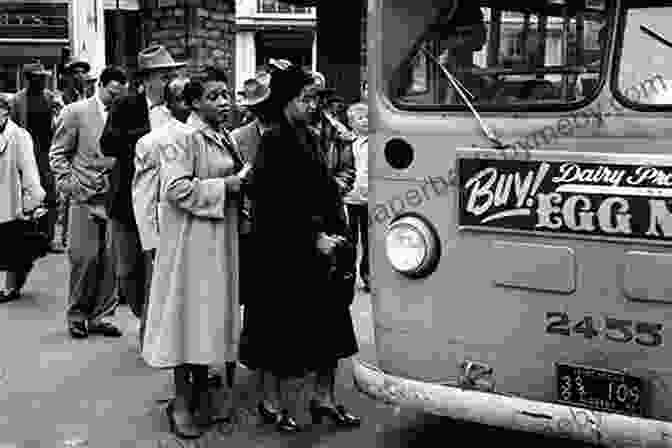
[5,265,32,292]
[109,219,145,319]
[66,204,117,323]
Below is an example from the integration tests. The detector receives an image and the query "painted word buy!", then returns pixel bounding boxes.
[463,162,672,236]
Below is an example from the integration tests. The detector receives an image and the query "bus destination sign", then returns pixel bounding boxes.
[457,156,672,243]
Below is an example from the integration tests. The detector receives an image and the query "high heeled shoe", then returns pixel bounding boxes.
[309,400,361,427]
[276,409,301,433]
[166,400,203,439]
[257,401,281,424]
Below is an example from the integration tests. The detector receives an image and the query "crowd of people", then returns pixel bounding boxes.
[0,44,369,440]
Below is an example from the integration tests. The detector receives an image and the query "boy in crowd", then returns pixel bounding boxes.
[343,102,370,292]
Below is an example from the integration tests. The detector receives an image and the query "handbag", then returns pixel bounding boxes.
[0,218,50,271]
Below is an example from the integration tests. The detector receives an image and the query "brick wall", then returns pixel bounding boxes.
[141,0,236,84]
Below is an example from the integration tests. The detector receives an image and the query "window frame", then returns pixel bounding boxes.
[384,1,616,113]
[611,0,672,111]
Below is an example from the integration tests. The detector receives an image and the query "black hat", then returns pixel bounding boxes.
[268,65,315,107]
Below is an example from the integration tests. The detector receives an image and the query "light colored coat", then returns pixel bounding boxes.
[0,119,45,224]
[133,117,192,251]
[142,113,241,368]
[343,135,368,205]
[49,95,115,210]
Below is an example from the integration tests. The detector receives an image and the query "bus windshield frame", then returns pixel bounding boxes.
[383,0,626,113]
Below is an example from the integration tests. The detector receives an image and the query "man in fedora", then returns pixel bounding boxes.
[10,61,63,263]
[60,58,91,106]
[100,45,187,352]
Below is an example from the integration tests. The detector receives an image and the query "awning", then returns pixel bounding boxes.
[0,41,65,65]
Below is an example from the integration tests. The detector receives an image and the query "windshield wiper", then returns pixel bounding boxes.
[419,46,509,149]
[640,25,672,50]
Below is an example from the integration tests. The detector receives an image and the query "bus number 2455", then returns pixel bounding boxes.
[545,312,664,347]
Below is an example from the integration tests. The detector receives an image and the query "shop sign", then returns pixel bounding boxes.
[0,3,68,40]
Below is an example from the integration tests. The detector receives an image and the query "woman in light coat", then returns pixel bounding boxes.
[142,68,246,439]
[0,93,46,302]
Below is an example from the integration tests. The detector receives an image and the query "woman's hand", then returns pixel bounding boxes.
[316,233,342,255]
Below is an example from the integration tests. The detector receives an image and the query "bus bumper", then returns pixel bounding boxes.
[352,358,672,447]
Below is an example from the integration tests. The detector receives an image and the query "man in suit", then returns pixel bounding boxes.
[56,58,92,251]
[11,61,64,255]
[50,65,128,339]
[100,45,186,347]
[132,76,192,352]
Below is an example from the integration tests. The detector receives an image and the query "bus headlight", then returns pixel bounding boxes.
[385,215,440,277]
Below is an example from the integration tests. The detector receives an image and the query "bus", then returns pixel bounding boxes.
[355,0,672,446]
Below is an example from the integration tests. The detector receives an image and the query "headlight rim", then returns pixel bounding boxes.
[385,212,440,278]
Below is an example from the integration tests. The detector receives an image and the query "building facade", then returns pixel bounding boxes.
[234,0,315,92]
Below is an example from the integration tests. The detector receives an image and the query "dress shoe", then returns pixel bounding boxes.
[0,289,21,304]
[68,321,88,339]
[309,400,361,427]
[276,409,301,433]
[257,401,281,424]
[87,321,122,337]
[166,400,203,439]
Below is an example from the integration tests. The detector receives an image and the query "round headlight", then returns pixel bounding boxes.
[385,215,439,277]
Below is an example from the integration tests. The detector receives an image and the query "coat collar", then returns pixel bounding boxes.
[187,113,245,165]
[0,119,18,155]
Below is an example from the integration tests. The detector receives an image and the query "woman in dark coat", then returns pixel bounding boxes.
[239,64,361,432]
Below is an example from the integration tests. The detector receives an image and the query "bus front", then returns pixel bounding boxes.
[355,0,672,445]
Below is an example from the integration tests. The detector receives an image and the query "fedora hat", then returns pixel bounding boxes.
[23,61,52,77]
[137,45,187,72]
[237,77,271,107]
[64,58,91,74]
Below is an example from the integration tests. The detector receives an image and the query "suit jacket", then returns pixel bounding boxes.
[49,96,116,207]
[100,92,151,225]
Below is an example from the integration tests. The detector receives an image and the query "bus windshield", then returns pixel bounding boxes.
[384,0,612,109]
[616,0,672,105]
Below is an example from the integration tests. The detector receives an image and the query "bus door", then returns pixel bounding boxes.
[366,0,672,433]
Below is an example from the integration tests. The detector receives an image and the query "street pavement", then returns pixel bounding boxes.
[0,251,599,447]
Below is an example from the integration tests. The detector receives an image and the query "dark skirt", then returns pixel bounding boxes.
[0,219,50,271]
[239,241,359,378]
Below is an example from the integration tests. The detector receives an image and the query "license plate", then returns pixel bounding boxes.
[555,362,644,416]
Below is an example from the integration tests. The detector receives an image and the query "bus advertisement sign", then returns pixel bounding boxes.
[457,151,672,244]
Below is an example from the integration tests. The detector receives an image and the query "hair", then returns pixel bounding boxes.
[346,102,368,120]
[183,66,230,107]
[99,65,128,87]
[164,76,189,104]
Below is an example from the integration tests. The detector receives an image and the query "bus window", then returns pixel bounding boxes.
[385,0,611,109]
[616,0,672,105]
